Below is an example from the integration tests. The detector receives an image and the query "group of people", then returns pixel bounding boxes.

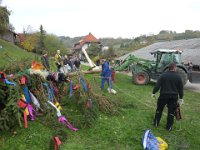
[42,50,183,131]
[100,60,184,131]
[41,50,81,73]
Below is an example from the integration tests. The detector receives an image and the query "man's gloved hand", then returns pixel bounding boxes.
[177,99,184,106]
[151,94,156,98]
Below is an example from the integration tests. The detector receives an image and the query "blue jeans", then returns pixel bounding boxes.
[100,76,112,89]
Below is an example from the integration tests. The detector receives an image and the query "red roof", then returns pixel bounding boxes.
[83,33,99,43]
[74,33,100,50]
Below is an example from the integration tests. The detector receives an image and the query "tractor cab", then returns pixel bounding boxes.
[151,49,182,72]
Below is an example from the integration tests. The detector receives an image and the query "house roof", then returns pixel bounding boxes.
[74,33,100,50]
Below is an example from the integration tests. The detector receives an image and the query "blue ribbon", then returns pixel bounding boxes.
[69,81,73,98]
[5,79,16,86]
[24,85,31,103]
[81,78,88,92]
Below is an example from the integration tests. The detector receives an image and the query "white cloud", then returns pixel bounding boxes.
[2,0,200,38]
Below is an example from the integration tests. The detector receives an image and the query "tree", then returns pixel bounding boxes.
[87,43,101,58]
[39,25,45,50]
[0,6,10,34]
[44,34,68,56]
[20,33,40,52]
[102,46,115,59]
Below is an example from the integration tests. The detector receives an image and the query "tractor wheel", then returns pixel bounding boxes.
[132,72,150,85]
[176,68,188,85]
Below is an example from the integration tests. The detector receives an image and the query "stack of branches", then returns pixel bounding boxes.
[0,85,23,130]
[0,59,119,131]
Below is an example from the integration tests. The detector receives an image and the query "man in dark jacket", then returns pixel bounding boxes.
[41,51,50,71]
[74,57,81,71]
[152,63,183,131]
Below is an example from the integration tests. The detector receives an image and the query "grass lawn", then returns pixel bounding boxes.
[0,39,36,66]
[0,73,200,149]
[0,40,200,149]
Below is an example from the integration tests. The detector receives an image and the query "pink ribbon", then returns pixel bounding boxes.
[27,104,35,121]
[58,116,78,132]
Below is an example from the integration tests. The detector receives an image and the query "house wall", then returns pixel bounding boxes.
[0,31,15,43]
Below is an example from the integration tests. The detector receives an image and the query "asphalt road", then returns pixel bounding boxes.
[117,38,200,93]
[184,81,200,93]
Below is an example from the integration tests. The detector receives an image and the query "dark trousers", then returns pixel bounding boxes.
[154,94,178,129]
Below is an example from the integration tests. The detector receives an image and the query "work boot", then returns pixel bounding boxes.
[166,113,174,131]
[153,111,162,127]
[166,125,172,131]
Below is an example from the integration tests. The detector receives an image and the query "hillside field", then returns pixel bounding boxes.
[0,40,200,149]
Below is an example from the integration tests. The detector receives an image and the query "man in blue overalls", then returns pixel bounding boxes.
[100,59,112,90]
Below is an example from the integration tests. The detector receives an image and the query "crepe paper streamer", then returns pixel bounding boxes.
[81,78,88,92]
[21,76,26,85]
[4,79,16,86]
[29,91,41,110]
[69,81,73,98]
[23,85,31,103]
[54,136,62,150]
[47,101,62,117]
[58,116,78,132]
[27,104,35,121]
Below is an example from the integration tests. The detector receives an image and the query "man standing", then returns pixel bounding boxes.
[74,57,81,71]
[100,59,112,90]
[41,51,50,71]
[54,50,62,71]
[152,63,183,131]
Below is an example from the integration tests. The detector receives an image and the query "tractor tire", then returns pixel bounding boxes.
[176,68,188,85]
[132,72,150,85]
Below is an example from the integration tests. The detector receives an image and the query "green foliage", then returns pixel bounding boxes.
[39,25,46,50]
[0,6,10,34]
[20,33,40,52]
[87,43,101,58]
[103,46,115,59]
[44,34,68,56]
[0,85,23,130]
[0,39,35,67]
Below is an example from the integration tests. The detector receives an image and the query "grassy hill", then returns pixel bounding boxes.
[0,39,200,149]
[0,39,36,68]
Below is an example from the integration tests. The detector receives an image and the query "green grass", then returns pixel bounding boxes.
[1,73,200,150]
[0,39,57,71]
[0,40,200,149]
[0,39,36,66]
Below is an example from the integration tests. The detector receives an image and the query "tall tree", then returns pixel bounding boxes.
[0,6,10,34]
[39,25,45,50]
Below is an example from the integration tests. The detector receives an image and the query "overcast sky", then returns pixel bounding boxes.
[2,0,200,38]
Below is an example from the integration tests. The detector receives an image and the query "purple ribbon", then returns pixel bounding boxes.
[58,116,78,132]
[27,104,35,121]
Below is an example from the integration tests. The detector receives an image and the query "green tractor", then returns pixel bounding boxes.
[131,49,196,85]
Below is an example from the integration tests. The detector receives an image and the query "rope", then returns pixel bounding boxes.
[91,74,185,132]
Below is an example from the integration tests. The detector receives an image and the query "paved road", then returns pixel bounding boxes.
[117,38,200,93]
[184,82,200,93]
